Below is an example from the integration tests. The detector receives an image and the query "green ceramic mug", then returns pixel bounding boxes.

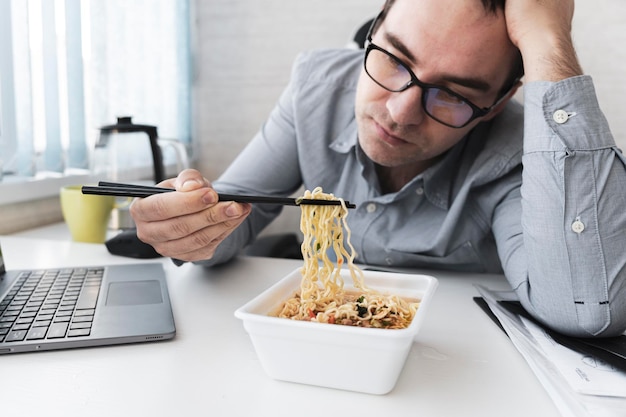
[60,185,130,243]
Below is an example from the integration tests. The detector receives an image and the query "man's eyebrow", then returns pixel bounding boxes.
[385,32,493,93]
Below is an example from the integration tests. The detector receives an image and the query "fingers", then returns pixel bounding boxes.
[132,169,214,222]
[129,169,252,261]
[504,0,575,48]
[135,199,250,243]
[172,168,212,191]
[134,199,252,261]
[504,0,580,81]
[131,186,218,222]
[143,207,251,262]
[153,168,210,190]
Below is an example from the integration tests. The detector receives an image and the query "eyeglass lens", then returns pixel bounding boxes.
[365,47,477,128]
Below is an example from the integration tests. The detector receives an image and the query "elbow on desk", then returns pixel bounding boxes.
[518,285,626,338]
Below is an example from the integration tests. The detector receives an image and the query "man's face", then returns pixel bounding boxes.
[355,0,519,169]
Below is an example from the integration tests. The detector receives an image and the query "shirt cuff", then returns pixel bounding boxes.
[523,75,616,153]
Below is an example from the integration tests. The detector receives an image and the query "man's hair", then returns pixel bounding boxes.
[376,0,524,92]
[381,0,505,15]
[481,0,506,14]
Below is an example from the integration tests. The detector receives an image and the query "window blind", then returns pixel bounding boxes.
[0,0,191,180]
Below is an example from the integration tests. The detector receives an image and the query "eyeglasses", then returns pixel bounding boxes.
[363,14,513,128]
[364,43,507,129]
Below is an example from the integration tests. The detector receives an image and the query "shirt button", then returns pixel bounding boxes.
[553,109,569,124]
[366,203,377,213]
[572,218,585,234]
[385,257,393,265]
[415,187,424,196]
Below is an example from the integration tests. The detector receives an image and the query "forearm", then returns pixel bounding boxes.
[520,35,582,82]
[513,78,626,337]
[196,77,304,267]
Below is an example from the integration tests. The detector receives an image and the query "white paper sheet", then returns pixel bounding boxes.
[522,316,626,397]
[475,286,626,417]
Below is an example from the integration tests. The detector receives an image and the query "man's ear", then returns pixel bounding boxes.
[482,80,523,121]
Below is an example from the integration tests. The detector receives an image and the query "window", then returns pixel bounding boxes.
[0,0,191,184]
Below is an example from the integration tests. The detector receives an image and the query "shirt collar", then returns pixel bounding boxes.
[421,140,467,210]
[329,116,358,153]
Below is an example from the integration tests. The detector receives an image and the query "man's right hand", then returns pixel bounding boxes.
[129,169,252,262]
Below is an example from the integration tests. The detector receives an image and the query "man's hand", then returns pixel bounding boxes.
[504,0,582,82]
[129,169,251,262]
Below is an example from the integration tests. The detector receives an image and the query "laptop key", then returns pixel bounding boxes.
[72,315,94,323]
[67,328,90,337]
[0,316,17,323]
[70,322,92,330]
[1,313,19,321]
[76,285,100,310]
[5,330,27,342]
[27,327,48,340]
[46,322,68,339]
[74,309,95,316]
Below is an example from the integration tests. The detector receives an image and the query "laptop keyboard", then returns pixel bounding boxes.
[0,267,103,343]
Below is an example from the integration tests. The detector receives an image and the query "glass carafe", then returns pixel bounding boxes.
[92,116,189,229]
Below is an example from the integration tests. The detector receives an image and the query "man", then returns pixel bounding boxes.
[130,0,626,337]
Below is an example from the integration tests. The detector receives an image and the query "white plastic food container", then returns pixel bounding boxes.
[235,267,438,395]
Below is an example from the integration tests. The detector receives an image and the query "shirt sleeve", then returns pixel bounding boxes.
[509,76,626,337]
[194,55,308,267]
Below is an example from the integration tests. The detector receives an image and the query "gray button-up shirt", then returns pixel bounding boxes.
[206,48,626,337]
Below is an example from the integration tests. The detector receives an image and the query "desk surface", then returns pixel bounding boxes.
[0,229,561,417]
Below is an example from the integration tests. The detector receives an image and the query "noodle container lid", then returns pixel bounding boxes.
[234,267,438,395]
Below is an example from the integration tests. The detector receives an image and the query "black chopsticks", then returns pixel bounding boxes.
[81,182,356,209]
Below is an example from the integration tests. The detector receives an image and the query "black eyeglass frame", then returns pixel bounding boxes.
[364,11,516,129]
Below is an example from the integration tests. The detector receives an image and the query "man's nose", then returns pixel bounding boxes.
[385,84,426,126]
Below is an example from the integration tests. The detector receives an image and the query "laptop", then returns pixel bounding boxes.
[0,240,175,354]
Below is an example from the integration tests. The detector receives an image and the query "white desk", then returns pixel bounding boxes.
[0,229,561,417]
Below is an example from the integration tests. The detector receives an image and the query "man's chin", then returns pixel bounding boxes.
[362,145,412,167]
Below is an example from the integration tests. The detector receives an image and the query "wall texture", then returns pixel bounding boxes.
[572,0,626,148]
[191,0,626,234]
[192,0,382,180]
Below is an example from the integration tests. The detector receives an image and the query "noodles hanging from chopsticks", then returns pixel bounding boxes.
[276,187,418,329]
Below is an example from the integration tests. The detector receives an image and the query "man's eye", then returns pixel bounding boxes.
[383,55,405,73]
[432,88,465,105]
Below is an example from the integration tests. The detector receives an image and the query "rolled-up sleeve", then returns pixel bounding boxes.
[510,76,626,337]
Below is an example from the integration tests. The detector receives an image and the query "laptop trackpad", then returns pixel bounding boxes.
[106,280,163,306]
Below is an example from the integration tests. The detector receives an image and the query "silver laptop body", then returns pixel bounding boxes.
[0,241,176,354]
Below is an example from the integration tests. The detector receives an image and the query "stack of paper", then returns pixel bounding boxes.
[476,286,626,417]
